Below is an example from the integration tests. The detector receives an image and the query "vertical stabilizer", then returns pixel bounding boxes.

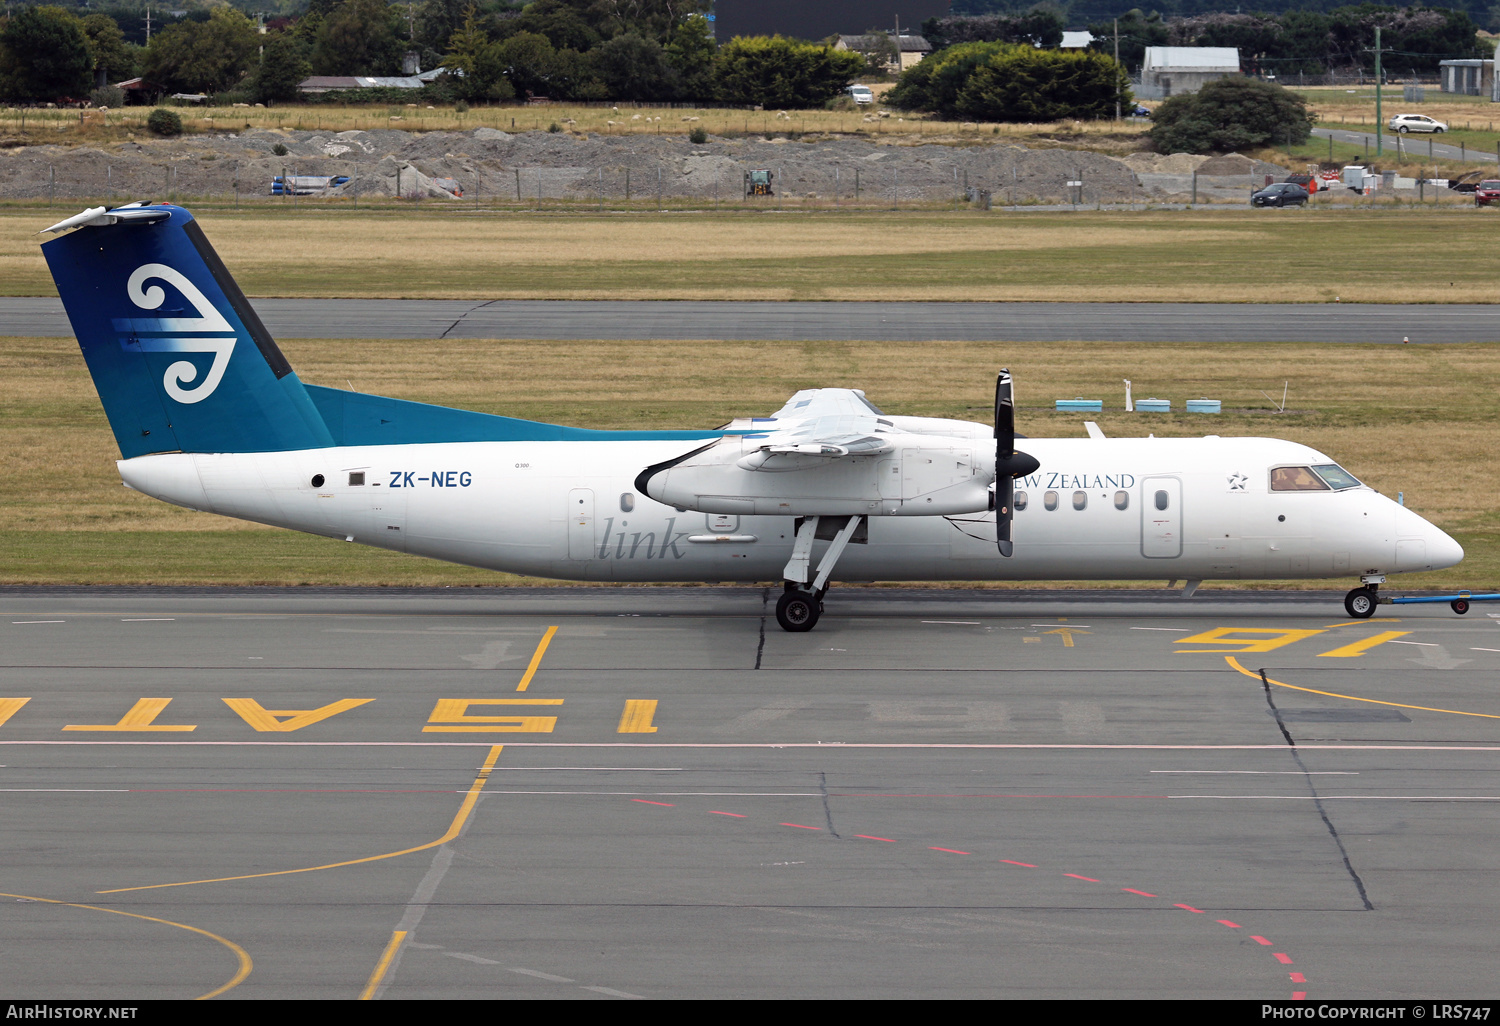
[41,204,334,458]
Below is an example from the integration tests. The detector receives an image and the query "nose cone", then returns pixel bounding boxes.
[1392,504,1464,571]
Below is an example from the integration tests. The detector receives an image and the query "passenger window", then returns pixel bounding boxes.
[1014,490,1028,511]
[1270,466,1330,491]
[620,492,635,512]
[1044,490,1059,511]
[348,472,365,486]
[1114,490,1129,510]
[1155,490,1170,511]
[1072,491,1087,510]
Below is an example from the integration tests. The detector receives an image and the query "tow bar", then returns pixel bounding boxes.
[1383,591,1500,615]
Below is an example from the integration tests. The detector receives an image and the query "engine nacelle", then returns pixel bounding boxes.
[638,435,993,516]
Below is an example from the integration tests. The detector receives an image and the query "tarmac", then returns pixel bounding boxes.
[4,297,1496,343]
[1,586,1496,999]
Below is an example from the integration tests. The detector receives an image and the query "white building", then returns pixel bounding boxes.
[1139,46,1241,100]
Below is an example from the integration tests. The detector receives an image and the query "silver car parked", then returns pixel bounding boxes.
[1388,113,1448,134]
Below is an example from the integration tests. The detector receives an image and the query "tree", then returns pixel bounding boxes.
[82,13,136,83]
[252,32,310,104]
[141,8,259,94]
[664,13,715,100]
[0,6,94,102]
[489,29,560,96]
[1150,77,1313,154]
[441,5,515,101]
[713,36,865,108]
[923,8,1065,51]
[590,30,673,99]
[312,0,406,76]
[1086,9,1168,74]
[954,46,1129,122]
[886,40,1009,113]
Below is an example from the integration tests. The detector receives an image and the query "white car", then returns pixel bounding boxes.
[1388,113,1447,134]
[846,84,874,105]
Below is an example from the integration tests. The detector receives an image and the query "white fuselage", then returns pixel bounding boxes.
[117,433,1462,583]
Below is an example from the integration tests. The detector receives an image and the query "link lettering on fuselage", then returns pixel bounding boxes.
[1022,472,1137,490]
[597,516,689,560]
[388,470,473,488]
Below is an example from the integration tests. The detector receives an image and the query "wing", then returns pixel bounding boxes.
[742,388,895,468]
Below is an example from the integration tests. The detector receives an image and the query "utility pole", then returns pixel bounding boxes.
[145,7,151,45]
[893,14,900,76]
[1114,19,1121,121]
[1374,26,1383,157]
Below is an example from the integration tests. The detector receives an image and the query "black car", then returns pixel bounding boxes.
[1251,182,1309,208]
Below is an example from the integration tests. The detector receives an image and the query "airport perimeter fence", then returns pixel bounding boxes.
[13,159,1492,212]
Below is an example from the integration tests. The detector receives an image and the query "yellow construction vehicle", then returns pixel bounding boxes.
[745,169,774,197]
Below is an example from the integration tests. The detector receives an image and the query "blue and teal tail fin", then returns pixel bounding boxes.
[41,203,334,459]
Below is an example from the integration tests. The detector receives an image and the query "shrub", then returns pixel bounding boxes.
[271,142,288,156]
[146,107,183,137]
[1150,77,1313,155]
[454,100,469,113]
[548,121,562,133]
[688,127,707,144]
[90,85,125,109]
[888,41,1129,122]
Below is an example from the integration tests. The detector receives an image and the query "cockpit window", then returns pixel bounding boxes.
[1311,464,1361,490]
[1270,466,1330,491]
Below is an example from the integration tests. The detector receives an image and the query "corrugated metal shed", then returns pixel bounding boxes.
[1143,47,1240,72]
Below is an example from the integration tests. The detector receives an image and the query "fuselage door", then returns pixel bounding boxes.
[568,488,595,560]
[1141,476,1182,558]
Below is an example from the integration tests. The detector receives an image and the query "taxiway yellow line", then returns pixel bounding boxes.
[359,930,407,1001]
[515,626,558,692]
[97,744,505,894]
[0,890,252,999]
[1226,656,1500,720]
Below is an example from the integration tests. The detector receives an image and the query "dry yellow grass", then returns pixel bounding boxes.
[8,207,1487,304]
[0,102,1151,151]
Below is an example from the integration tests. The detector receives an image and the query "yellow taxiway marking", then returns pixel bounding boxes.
[1175,627,1326,654]
[618,700,659,734]
[63,698,196,732]
[1226,656,1500,720]
[360,929,407,1001]
[1042,627,1090,648]
[1324,619,1402,629]
[1316,631,1412,658]
[0,698,30,727]
[0,890,252,999]
[98,744,505,894]
[223,698,374,732]
[515,626,559,692]
[424,698,562,733]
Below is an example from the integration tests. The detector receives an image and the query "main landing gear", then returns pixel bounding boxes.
[1344,574,1386,619]
[774,514,864,633]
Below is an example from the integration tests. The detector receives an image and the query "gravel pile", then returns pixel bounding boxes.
[2,126,1149,204]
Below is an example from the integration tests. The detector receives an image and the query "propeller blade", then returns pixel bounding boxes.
[996,371,1015,557]
[997,475,1014,558]
[994,370,1014,456]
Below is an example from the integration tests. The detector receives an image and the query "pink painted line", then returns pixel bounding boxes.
[631,799,674,806]
[781,822,820,830]
[1121,888,1158,897]
[1174,904,1206,913]
[930,847,970,854]
[1064,874,1101,882]
[709,811,746,817]
[1251,936,1273,946]
[1293,992,1307,1001]
[856,834,897,842]
[1001,860,1037,868]
[1290,973,1306,984]
[1274,953,1294,965]
[1217,920,1242,928]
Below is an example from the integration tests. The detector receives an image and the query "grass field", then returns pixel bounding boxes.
[2,335,1495,589]
[8,207,1500,302]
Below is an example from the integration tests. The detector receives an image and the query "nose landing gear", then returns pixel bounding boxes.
[1344,586,1379,618]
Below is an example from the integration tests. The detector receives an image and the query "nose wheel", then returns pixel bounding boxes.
[1344,586,1379,618]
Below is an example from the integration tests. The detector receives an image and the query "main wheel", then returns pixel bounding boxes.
[1451,598,1470,615]
[1344,587,1378,618]
[1398,125,1409,134]
[776,590,820,632]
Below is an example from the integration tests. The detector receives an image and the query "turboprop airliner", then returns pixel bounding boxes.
[40,203,1463,631]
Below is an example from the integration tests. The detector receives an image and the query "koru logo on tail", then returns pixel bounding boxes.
[115,263,236,404]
